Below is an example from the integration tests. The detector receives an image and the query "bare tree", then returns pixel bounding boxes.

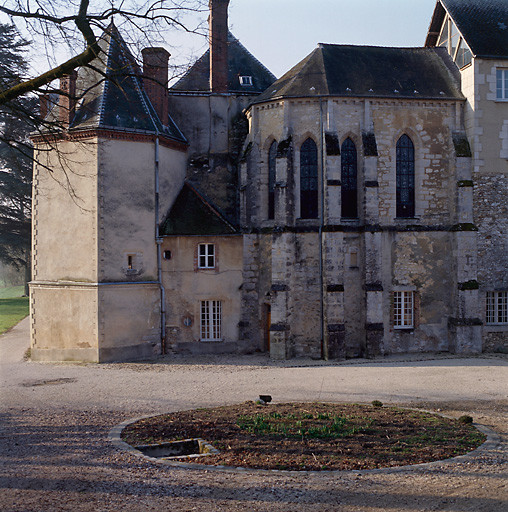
[0,0,207,107]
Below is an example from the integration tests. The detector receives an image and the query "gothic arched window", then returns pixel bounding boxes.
[300,138,318,219]
[268,141,277,220]
[396,135,415,218]
[341,138,358,218]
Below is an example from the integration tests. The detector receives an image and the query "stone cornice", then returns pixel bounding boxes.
[31,128,188,152]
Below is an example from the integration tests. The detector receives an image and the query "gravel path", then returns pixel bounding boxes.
[1,318,507,511]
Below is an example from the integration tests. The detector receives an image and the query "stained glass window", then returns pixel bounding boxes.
[268,141,277,219]
[300,138,318,219]
[396,135,415,218]
[341,138,358,218]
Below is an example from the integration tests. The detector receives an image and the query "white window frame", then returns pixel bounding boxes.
[239,75,253,86]
[486,291,508,325]
[496,69,508,101]
[198,243,215,269]
[393,291,414,329]
[200,300,222,341]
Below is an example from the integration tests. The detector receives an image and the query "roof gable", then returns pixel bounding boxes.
[161,182,237,236]
[254,44,463,104]
[426,0,508,58]
[170,32,276,94]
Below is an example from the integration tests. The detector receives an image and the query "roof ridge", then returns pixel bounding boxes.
[318,43,438,51]
[97,31,115,126]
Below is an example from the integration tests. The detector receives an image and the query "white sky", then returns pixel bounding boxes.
[178,0,438,78]
[1,0,439,82]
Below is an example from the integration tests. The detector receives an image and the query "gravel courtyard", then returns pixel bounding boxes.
[1,318,507,511]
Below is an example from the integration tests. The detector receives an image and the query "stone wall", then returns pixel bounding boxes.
[242,94,473,358]
[162,235,245,354]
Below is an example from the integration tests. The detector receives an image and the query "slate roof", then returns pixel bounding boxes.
[171,32,276,94]
[253,44,463,104]
[426,0,508,58]
[51,23,186,142]
[161,182,237,236]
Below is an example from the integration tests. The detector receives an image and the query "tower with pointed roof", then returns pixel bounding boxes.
[30,24,188,362]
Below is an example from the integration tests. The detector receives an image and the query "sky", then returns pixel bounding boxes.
[1,0,440,83]
[178,0,439,78]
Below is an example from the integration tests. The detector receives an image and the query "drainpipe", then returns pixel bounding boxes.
[154,137,166,354]
[319,98,327,360]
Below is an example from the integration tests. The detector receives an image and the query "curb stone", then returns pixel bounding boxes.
[108,408,501,476]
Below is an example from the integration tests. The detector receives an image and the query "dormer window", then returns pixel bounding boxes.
[437,14,472,69]
[239,76,253,86]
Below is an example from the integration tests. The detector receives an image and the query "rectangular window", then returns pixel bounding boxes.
[198,243,215,269]
[497,69,508,100]
[239,76,253,86]
[393,291,414,329]
[201,300,222,341]
[486,292,508,324]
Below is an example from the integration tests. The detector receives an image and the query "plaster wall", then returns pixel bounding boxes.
[32,140,98,283]
[30,140,100,361]
[168,94,253,219]
[161,235,244,352]
[30,284,99,361]
[158,144,188,224]
[98,283,161,361]
[98,139,157,282]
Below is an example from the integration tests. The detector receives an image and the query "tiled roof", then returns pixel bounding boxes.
[53,24,186,142]
[253,44,463,104]
[170,32,276,94]
[161,182,237,236]
[429,0,508,58]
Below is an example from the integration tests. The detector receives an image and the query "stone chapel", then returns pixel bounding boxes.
[30,0,508,362]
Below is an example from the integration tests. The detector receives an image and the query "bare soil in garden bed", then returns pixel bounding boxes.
[121,402,486,471]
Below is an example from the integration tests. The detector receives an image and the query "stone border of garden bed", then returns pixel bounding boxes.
[108,407,500,476]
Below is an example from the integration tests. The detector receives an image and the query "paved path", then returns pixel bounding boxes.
[1,318,507,511]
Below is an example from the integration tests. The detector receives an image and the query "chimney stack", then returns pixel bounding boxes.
[39,93,50,120]
[142,47,170,124]
[59,71,77,129]
[209,0,230,93]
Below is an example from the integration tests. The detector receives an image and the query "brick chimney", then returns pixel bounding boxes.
[209,0,230,93]
[142,47,170,124]
[59,71,77,128]
[39,93,50,120]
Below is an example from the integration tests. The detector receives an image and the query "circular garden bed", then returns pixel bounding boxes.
[121,402,486,471]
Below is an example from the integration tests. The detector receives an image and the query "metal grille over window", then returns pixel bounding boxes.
[486,292,508,324]
[268,141,277,220]
[201,300,222,341]
[394,291,414,328]
[341,137,358,218]
[300,138,318,219]
[198,243,215,269]
[396,134,415,218]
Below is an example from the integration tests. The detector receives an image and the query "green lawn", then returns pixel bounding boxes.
[0,295,29,334]
[0,286,25,299]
